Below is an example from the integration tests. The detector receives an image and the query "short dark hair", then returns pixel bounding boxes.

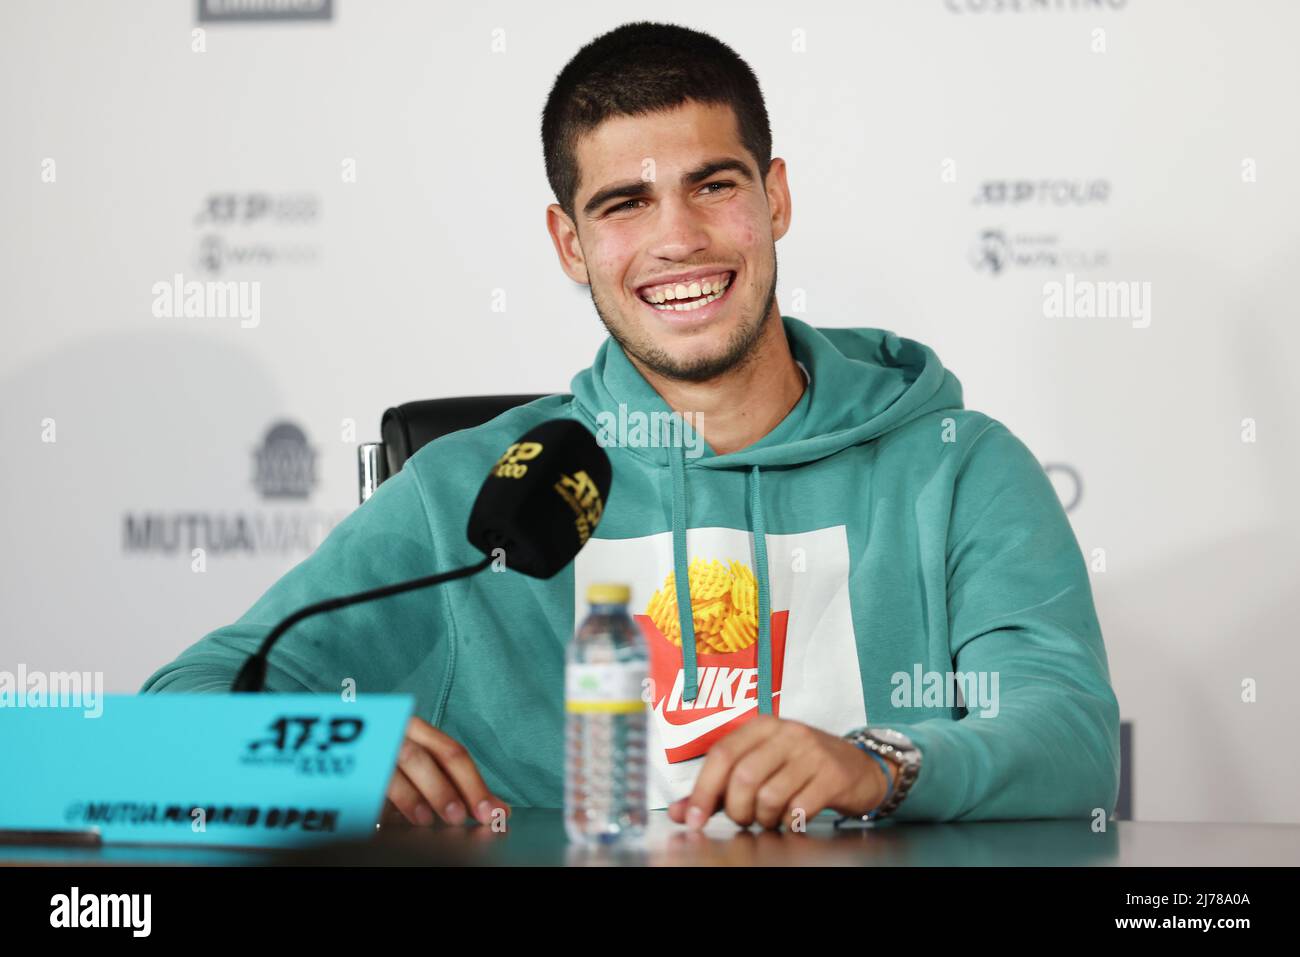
[541,22,773,220]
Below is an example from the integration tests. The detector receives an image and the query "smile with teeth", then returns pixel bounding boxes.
[637,271,733,311]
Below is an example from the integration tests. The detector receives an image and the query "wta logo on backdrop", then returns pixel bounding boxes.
[959,176,1099,513]
[121,421,349,560]
[193,192,321,277]
[966,175,1110,275]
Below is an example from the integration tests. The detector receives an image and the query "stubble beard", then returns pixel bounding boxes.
[589,254,779,384]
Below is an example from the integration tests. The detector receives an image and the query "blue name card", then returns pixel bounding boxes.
[0,694,412,849]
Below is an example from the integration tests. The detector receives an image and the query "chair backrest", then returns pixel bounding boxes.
[358,394,548,501]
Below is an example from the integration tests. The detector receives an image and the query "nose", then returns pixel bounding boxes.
[645,195,711,262]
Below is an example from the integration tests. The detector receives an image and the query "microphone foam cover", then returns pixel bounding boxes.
[466,418,612,579]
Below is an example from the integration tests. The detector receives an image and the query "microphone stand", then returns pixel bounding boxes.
[231,554,494,692]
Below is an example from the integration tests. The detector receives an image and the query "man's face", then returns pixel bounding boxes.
[548,100,790,383]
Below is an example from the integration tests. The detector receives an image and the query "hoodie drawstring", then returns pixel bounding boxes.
[668,437,700,703]
[667,434,774,714]
[749,464,773,715]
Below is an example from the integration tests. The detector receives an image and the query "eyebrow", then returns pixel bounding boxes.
[580,157,757,218]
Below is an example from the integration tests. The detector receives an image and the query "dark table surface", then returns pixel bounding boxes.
[5,810,1300,866]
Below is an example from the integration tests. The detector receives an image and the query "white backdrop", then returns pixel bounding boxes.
[2,0,1297,823]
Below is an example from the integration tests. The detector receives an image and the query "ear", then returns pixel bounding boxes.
[546,203,590,285]
[764,157,792,243]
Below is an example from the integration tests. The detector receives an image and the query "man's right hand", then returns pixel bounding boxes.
[383,716,511,827]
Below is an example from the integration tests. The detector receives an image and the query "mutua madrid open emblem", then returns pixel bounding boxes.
[252,421,317,500]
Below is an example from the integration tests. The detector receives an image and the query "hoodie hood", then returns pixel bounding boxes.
[569,317,964,711]
[571,317,963,468]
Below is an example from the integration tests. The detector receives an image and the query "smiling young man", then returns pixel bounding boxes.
[144,22,1121,832]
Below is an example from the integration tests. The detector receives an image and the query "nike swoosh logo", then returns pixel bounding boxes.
[652,692,781,750]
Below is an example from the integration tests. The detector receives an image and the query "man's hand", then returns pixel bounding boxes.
[666,715,891,830]
[383,716,511,827]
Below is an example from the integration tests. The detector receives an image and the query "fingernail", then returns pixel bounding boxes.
[686,805,707,830]
[476,799,493,823]
[414,804,434,826]
[444,801,466,824]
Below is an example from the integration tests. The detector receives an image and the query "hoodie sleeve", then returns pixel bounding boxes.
[139,461,445,695]
[891,420,1121,822]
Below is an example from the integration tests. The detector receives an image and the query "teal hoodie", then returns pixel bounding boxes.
[143,317,1120,821]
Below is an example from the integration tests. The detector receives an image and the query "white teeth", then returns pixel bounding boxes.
[650,289,725,312]
[639,272,732,307]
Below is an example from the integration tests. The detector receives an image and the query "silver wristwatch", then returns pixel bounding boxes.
[842,727,922,821]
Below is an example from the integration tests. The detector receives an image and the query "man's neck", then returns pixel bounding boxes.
[628,307,805,456]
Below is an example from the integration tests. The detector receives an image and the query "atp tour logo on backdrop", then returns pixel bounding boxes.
[121,420,347,559]
[574,526,867,807]
[192,192,321,277]
[972,179,1111,207]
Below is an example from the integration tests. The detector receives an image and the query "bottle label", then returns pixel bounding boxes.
[566,662,646,714]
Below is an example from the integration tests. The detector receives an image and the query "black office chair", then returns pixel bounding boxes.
[357,395,548,502]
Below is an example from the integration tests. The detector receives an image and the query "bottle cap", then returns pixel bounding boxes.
[586,583,630,605]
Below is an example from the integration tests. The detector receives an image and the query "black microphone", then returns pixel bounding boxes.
[231,418,612,692]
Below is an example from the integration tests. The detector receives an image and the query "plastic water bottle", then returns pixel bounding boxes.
[565,583,648,844]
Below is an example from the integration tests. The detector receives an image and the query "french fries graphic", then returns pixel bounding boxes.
[645,558,760,655]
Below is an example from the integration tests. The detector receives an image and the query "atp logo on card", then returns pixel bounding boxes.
[574,526,866,808]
